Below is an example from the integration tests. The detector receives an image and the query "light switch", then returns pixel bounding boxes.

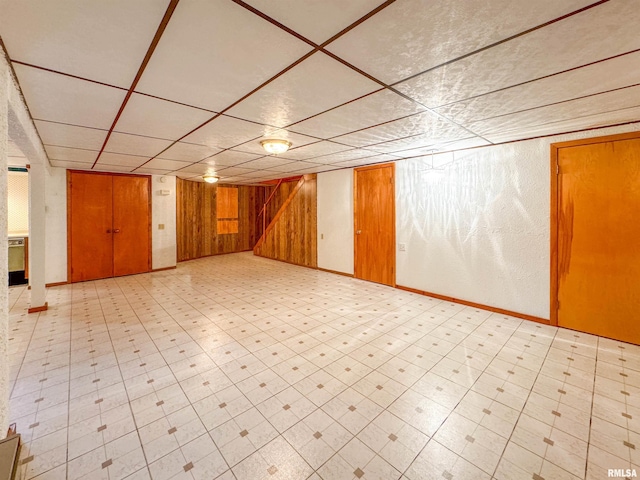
[158,224,165,230]
[399,243,406,251]
[321,233,324,239]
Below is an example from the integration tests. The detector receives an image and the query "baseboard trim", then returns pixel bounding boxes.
[317,267,354,278]
[152,266,177,272]
[178,249,253,262]
[28,302,48,314]
[46,281,68,288]
[396,285,550,325]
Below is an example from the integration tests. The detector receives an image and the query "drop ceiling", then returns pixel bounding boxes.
[1,0,639,183]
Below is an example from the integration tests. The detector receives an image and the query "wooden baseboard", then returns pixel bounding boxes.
[152,266,177,272]
[317,267,354,278]
[178,249,253,263]
[254,253,318,271]
[396,285,550,325]
[46,281,68,288]
[28,302,48,314]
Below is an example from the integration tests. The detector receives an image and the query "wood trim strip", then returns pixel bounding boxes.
[253,175,306,251]
[92,0,180,168]
[45,281,68,288]
[152,266,177,272]
[317,267,354,278]
[28,302,48,314]
[396,285,550,325]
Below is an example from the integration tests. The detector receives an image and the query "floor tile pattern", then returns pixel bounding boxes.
[7,252,640,479]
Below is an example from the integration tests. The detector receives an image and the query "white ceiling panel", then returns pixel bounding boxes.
[235,157,296,170]
[104,132,173,158]
[326,0,595,84]
[266,161,324,173]
[136,0,311,111]
[469,86,640,141]
[393,137,492,158]
[94,164,142,173]
[200,151,263,168]
[134,168,173,175]
[278,141,352,161]
[0,0,170,87]
[334,154,401,168]
[45,145,98,163]
[97,152,150,168]
[235,129,319,155]
[242,0,386,44]
[287,164,339,174]
[13,64,126,129]
[395,0,640,108]
[305,148,377,164]
[115,93,214,140]
[215,167,255,177]
[34,121,108,150]
[49,159,93,170]
[334,111,470,148]
[169,163,219,175]
[182,116,267,150]
[291,89,426,139]
[140,158,192,171]
[435,51,640,125]
[227,52,380,127]
[157,142,221,162]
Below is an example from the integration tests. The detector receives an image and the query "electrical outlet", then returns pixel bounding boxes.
[399,243,406,251]
[321,233,324,239]
[158,224,165,230]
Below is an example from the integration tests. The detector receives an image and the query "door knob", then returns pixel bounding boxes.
[356,230,362,235]
[113,229,121,233]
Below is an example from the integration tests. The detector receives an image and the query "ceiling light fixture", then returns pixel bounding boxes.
[203,174,218,184]
[260,139,291,155]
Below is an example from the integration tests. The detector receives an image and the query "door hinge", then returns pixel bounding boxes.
[556,163,560,175]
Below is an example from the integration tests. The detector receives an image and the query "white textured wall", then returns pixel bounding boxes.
[45,171,177,282]
[151,175,177,270]
[1,52,10,433]
[317,169,354,275]
[396,123,640,319]
[45,166,67,284]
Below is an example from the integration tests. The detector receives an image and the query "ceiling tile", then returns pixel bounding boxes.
[171,163,219,175]
[0,0,170,87]
[235,157,295,170]
[435,50,640,125]
[393,137,492,158]
[140,158,192,171]
[200,151,263,168]
[334,111,470,148]
[216,167,256,176]
[291,89,425,138]
[227,52,380,127]
[13,64,126,129]
[104,132,173,157]
[241,0,386,44]
[134,167,173,175]
[49,159,93,170]
[334,154,401,168]
[93,164,139,173]
[115,93,215,140]
[136,0,312,111]
[266,161,324,173]
[97,152,150,168]
[278,140,352,161]
[45,145,98,163]
[157,142,221,162]
[182,115,267,149]
[468,86,640,143]
[326,0,597,84]
[395,0,640,108]
[287,164,338,174]
[308,148,380,164]
[235,129,319,155]
[34,121,108,150]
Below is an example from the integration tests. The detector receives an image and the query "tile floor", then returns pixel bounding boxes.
[6,252,640,480]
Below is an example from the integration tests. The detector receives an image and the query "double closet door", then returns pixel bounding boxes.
[68,171,151,282]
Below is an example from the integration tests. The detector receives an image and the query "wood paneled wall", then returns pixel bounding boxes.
[260,178,300,236]
[254,175,317,268]
[176,179,265,261]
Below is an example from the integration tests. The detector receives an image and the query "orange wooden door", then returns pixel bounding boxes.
[354,164,395,286]
[556,137,640,344]
[112,175,151,277]
[69,171,114,282]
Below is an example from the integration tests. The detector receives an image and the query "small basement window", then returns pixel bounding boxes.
[217,186,239,234]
